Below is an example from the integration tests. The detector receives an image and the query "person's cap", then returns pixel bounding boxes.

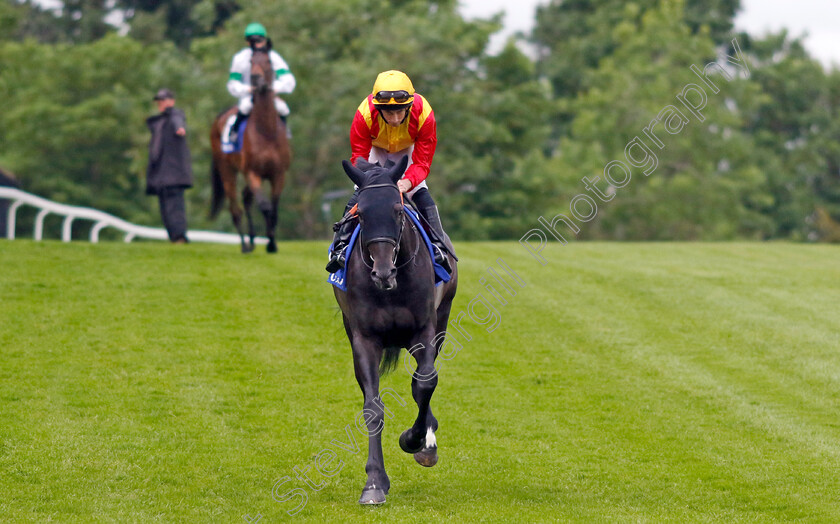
[153,88,175,101]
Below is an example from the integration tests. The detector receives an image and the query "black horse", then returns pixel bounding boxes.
[333,157,458,505]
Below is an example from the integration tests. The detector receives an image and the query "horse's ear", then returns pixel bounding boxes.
[342,159,366,187]
[390,155,409,183]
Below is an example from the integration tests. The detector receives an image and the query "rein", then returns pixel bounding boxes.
[351,183,413,269]
[359,216,418,270]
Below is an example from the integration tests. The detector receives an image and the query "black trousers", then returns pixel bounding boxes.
[157,186,188,242]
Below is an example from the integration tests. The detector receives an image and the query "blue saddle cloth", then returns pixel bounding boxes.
[327,206,452,291]
[221,117,248,153]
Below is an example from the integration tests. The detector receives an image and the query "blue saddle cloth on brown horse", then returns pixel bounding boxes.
[221,117,248,154]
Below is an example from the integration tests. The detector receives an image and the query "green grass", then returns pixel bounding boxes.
[1,240,839,522]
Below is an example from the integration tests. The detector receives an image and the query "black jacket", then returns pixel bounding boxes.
[146,107,193,195]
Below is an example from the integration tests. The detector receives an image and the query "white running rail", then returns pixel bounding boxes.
[0,186,266,245]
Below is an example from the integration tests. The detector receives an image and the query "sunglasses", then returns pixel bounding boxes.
[373,90,411,104]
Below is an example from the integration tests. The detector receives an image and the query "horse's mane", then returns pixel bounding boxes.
[355,159,399,186]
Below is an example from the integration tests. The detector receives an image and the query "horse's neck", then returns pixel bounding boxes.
[251,89,278,138]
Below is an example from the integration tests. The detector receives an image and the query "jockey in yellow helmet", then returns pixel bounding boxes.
[326,70,454,273]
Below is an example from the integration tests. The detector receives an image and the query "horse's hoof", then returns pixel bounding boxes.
[358,487,386,505]
[241,245,253,254]
[266,242,277,254]
[414,447,438,467]
[399,429,424,454]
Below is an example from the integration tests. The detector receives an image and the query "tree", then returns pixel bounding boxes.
[125,0,240,48]
[0,35,218,228]
[546,0,773,240]
[190,0,552,239]
[736,31,840,240]
[531,0,741,139]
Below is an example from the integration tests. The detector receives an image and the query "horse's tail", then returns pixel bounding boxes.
[379,346,401,376]
[210,155,225,219]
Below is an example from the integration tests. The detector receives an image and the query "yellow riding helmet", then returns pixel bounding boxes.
[371,70,415,108]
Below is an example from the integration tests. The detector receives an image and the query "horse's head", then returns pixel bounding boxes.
[250,48,273,94]
[341,156,409,291]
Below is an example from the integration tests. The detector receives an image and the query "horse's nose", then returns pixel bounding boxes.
[372,267,396,281]
[372,268,397,290]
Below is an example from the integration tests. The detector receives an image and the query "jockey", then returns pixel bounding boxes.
[226,23,296,142]
[326,70,454,274]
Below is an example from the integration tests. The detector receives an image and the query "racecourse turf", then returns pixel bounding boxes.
[0,240,838,523]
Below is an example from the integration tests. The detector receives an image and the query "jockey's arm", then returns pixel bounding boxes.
[226,50,251,98]
[227,78,250,98]
[404,111,437,188]
[270,51,296,94]
[349,109,373,166]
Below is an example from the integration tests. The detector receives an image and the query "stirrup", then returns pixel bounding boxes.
[432,244,452,274]
[326,246,347,273]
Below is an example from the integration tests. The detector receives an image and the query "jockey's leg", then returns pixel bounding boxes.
[229,97,252,142]
[274,97,291,138]
[411,187,454,274]
[326,190,360,273]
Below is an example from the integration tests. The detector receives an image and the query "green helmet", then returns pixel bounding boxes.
[244,23,267,39]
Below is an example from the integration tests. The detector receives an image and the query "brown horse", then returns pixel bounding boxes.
[209,48,291,253]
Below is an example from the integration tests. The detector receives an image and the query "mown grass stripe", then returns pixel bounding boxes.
[1,240,838,522]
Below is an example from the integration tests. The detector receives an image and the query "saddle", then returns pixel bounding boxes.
[221,114,247,153]
[327,204,452,291]
[332,199,454,257]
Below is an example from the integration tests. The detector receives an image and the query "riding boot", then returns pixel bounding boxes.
[229,111,246,143]
[326,218,356,273]
[420,205,454,274]
[280,115,292,139]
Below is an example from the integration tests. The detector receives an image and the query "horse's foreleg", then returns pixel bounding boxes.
[351,335,389,504]
[399,325,440,466]
[242,185,257,252]
[252,191,274,254]
[220,169,250,253]
[265,194,280,254]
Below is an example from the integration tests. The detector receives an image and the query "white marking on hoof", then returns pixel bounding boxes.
[424,427,437,448]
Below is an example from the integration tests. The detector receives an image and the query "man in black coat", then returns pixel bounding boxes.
[146,88,193,243]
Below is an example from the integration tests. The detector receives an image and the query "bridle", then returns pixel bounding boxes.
[250,49,272,93]
[356,183,414,267]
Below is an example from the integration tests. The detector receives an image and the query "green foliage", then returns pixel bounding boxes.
[533,0,741,100]
[0,35,220,228]
[2,0,840,241]
[125,0,240,48]
[0,2,24,40]
[2,1,67,43]
[737,31,840,239]
[197,0,552,239]
[552,1,775,240]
